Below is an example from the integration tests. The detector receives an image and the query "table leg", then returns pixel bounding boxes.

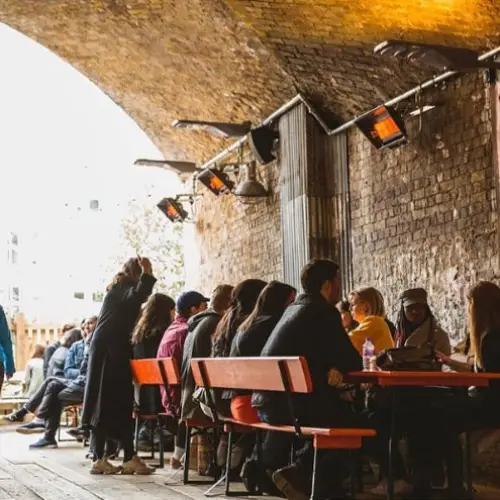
[465,430,473,498]
[387,389,396,500]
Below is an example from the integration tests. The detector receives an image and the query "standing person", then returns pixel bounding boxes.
[132,293,176,448]
[395,288,451,355]
[23,345,45,398]
[157,291,209,469]
[82,257,156,475]
[0,304,15,395]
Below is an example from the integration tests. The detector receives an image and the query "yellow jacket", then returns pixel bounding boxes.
[349,316,395,355]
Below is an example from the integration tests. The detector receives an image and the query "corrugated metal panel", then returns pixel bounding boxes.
[329,132,353,295]
[279,103,309,291]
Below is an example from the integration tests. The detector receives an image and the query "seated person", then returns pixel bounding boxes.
[252,259,365,500]
[336,300,358,333]
[46,328,82,378]
[395,288,451,355]
[157,291,208,469]
[23,344,45,398]
[348,287,394,354]
[229,281,296,423]
[43,323,74,378]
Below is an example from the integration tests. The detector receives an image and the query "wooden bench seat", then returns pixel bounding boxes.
[191,356,376,498]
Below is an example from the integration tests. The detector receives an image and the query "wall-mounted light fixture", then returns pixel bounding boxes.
[172,120,251,139]
[157,197,189,223]
[374,40,500,72]
[248,125,279,165]
[354,105,407,150]
[234,162,267,204]
[196,168,235,196]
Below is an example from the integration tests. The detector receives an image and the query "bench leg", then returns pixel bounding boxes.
[464,430,473,497]
[387,389,396,500]
[134,416,140,455]
[184,425,192,485]
[225,430,233,496]
[310,447,319,500]
[255,430,263,496]
[158,417,164,469]
[349,450,356,499]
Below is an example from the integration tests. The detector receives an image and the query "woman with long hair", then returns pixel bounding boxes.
[82,257,156,475]
[395,288,451,355]
[211,279,267,359]
[132,293,175,448]
[230,280,296,422]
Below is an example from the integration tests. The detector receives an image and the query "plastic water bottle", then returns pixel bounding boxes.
[362,337,375,371]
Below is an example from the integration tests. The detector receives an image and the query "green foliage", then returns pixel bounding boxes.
[109,198,185,297]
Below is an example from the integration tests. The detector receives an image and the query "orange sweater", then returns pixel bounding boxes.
[349,316,395,355]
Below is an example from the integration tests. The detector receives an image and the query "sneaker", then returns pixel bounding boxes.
[370,479,413,497]
[90,459,121,475]
[16,421,46,434]
[121,455,155,475]
[272,465,310,500]
[0,410,26,425]
[29,437,58,449]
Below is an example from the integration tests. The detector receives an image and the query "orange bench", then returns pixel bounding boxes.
[191,356,376,498]
[131,358,217,483]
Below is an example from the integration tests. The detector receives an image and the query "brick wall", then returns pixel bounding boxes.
[348,72,498,341]
[191,161,282,293]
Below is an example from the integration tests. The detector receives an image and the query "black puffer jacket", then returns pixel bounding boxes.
[251,293,362,425]
[181,310,222,419]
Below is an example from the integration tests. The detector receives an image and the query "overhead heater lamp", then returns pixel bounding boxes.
[196,168,235,196]
[354,105,407,150]
[157,197,189,223]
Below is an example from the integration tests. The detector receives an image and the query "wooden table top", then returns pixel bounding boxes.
[345,370,500,387]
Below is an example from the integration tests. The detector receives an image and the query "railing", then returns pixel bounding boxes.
[9,314,62,371]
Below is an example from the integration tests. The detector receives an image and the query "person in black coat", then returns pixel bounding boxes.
[82,257,156,475]
[251,259,364,500]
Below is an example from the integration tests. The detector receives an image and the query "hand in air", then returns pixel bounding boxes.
[138,257,153,275]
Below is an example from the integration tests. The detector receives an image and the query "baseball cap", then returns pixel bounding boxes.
[400,288,428,308]
[176,291,210,311]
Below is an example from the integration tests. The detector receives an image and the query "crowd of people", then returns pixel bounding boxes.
[1,256,500,499]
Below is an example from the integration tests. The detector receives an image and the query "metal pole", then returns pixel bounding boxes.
[197,45,500,166]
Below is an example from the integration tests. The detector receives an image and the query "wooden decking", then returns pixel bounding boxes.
[1,425,500,500]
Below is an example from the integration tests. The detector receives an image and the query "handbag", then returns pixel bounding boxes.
[376,344,442,371]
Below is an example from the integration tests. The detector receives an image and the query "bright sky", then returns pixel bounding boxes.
[0,23,182,321]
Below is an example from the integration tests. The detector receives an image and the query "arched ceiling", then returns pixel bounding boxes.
[1,0,499,161]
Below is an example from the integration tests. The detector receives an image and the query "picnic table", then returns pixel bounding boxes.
[346,370,500,500]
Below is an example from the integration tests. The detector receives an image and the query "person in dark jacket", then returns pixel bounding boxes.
[229,281,296,422]
[46,328,82,379]
[131,293,175,448]
[64,316,97,379]
[0,304,15,394]
[82,257,156,476]
[252,259,364,500]
[181,284,234,421]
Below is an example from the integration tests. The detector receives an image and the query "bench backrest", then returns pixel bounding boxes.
[130,358,181,386]
[191,356,313,393]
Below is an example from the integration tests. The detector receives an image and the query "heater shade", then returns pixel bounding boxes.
[354,105,407,149]
[172,120,251,138]
[197,168,234,196]
[248,125,279,165]
[157,197,188,223]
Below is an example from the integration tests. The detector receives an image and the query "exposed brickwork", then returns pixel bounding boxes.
[192,160,282,292]
[3,0,500,161]
[348,72,497,341]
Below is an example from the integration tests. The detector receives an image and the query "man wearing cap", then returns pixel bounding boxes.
[395,287,451,356]
[157,290,209,467]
